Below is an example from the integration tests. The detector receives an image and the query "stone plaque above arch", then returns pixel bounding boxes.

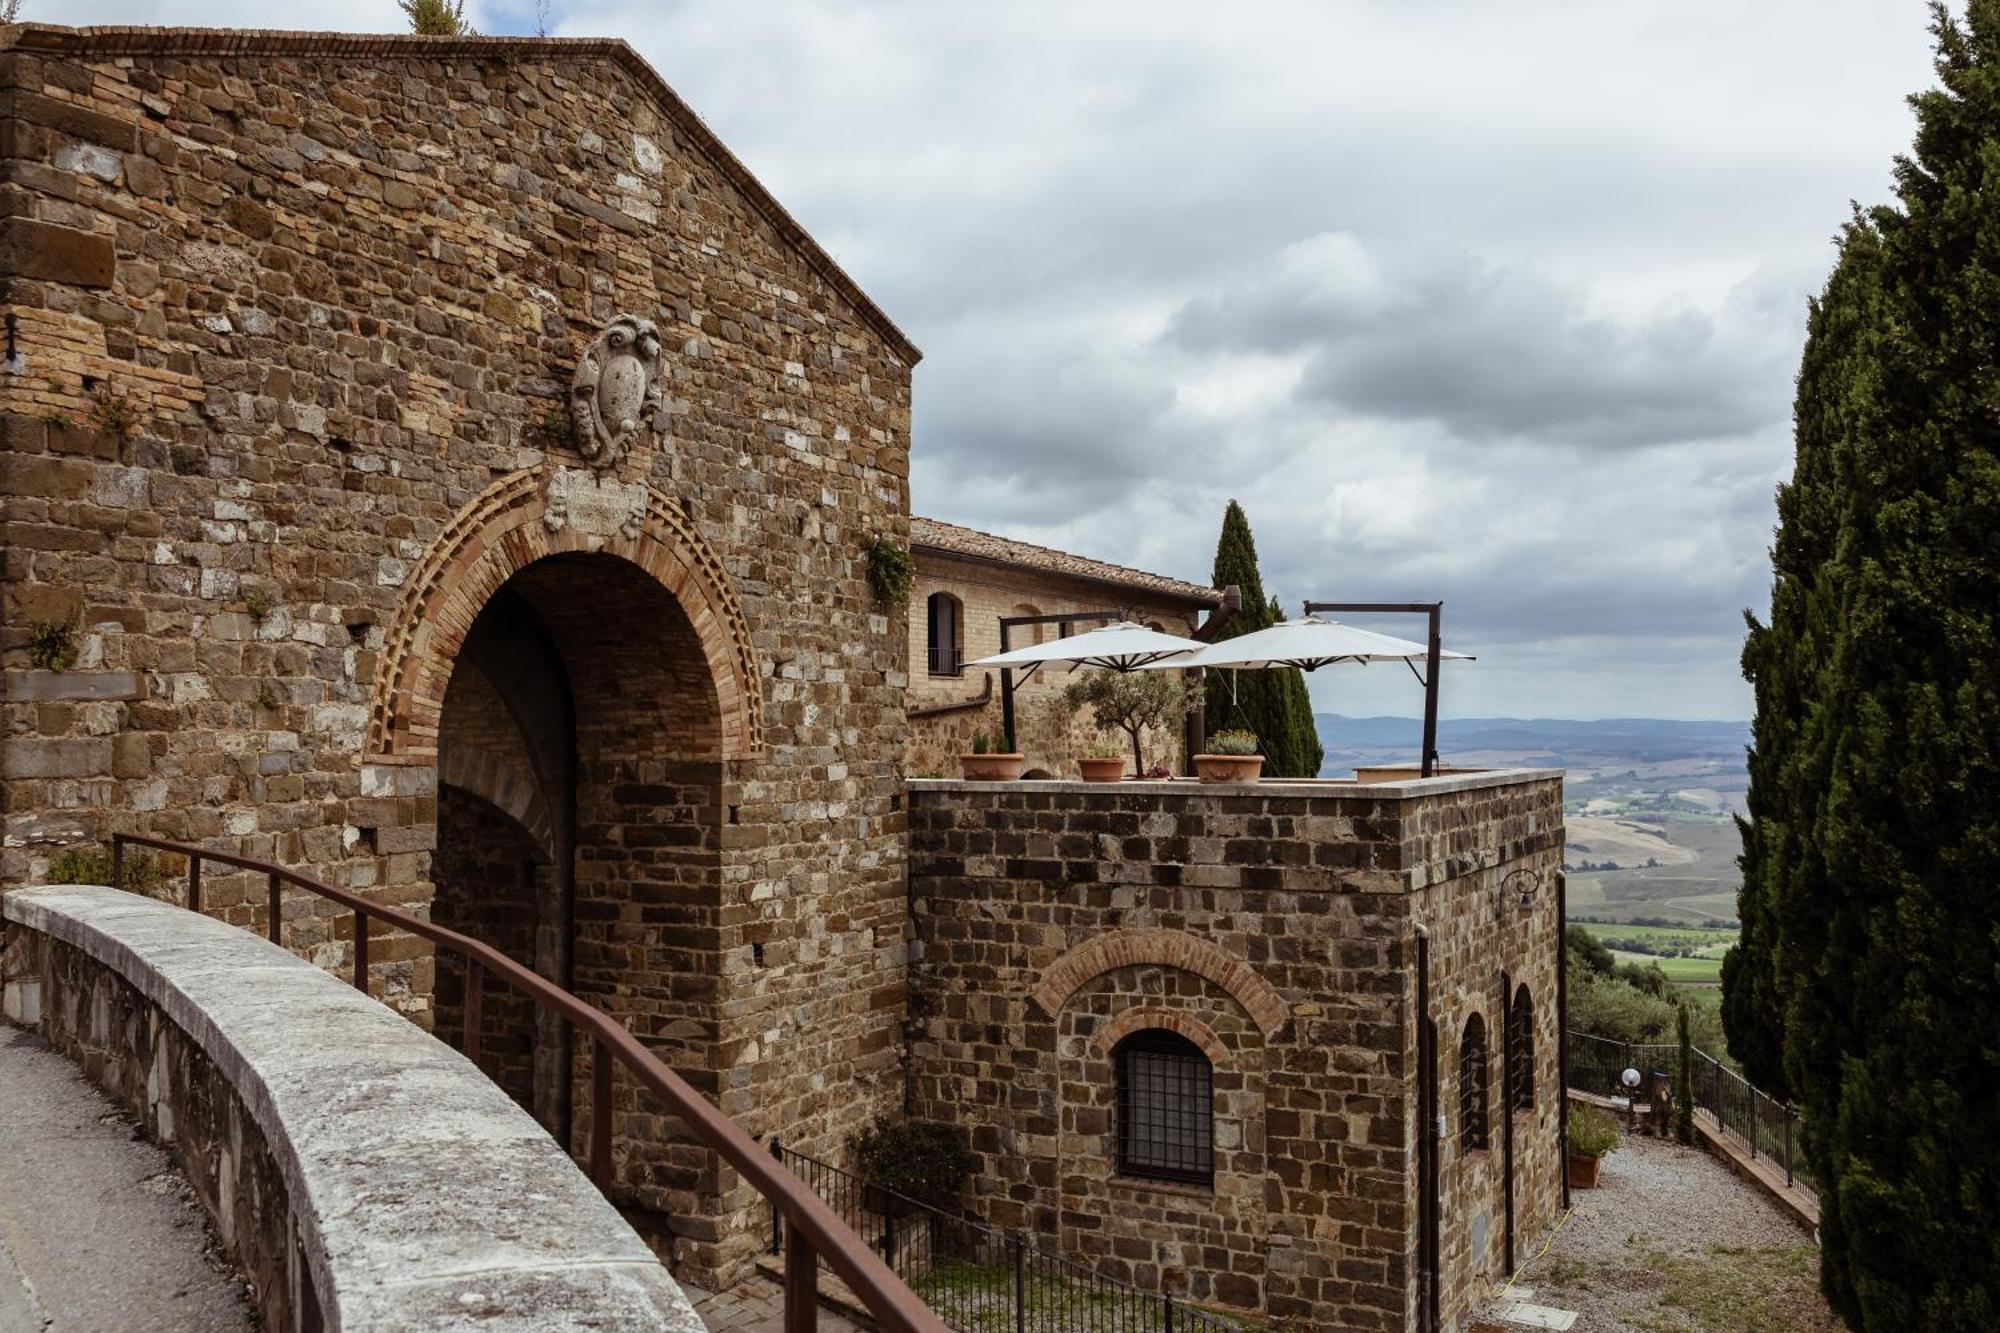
[365,468,763,763]
[1032,928,1289,1039]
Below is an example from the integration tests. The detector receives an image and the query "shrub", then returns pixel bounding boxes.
[1568,1104,1620,1159]
[1565,923,1615,975]
[866,537,914,606]
[47,843,167,893]
[971,731,990,755]
[850,1119,974,1212]
[1203,728,1260,756]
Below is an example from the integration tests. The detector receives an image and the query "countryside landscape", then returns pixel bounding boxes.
[1319,714,1745,984]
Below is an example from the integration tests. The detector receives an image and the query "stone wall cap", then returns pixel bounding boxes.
[907,766,1565,800]
[0,22,920,367]
[2,883,704,1333]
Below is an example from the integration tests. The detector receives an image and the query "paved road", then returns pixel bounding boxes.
[0,1025,253,1333]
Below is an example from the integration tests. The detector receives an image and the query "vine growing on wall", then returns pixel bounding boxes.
[27,613,78,672]
[866,535,914,606]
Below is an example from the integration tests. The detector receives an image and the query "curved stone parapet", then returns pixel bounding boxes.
[1,883,705,1333]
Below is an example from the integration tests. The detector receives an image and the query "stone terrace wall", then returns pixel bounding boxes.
[906,772,1564,1333]
[0,26,916,1284]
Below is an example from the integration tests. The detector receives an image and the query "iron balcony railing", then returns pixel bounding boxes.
[109,833,949,1333]
[927,646,964,677]
[1566,1030,1815,1199]
[771,1141,1247,1333]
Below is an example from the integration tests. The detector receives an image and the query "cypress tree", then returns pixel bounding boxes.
[1204,502,1324,778]
[1727,7,2000,1325]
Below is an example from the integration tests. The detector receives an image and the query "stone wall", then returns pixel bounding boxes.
[3,882,704,1331]
[906,771,1565,1332]
[0,26,917,1286]
[906,553,1207,778]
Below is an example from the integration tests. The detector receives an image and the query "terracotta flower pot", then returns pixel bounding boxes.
[1193,754,1265,784]
[1078,757,1125,783]
[959,752,1027,781]
[1566,1152,1603,1189]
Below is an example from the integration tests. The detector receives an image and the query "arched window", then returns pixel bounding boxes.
[1459,1013,1489,1152]
[1115,1029,1213,1185]
[1011,602,1044,647]
[927,592,963,677]
[1509,986,1536,1110]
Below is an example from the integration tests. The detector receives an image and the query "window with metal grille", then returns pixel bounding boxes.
[926,592,963,677]
[1509,986,1536,1110]
[1459,1013,1489,1152]
[1115,1029,1213,1185]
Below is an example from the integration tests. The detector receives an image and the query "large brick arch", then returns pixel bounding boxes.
[1031,928,1289,1038]
[366,469,762,762]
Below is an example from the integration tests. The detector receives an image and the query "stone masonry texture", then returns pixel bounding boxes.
[906,774,1566,1332]
[0,24,916,1289]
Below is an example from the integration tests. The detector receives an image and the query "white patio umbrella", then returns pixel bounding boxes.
[1155,615,1473,673]
[1141,615,1474,776]
[966,620,1204,675]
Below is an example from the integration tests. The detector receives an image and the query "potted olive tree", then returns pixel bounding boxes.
[1567,1103,1620,1188]
[1194,729,1265,783]
[959,730,1026,781]
[1060,672,1193,778]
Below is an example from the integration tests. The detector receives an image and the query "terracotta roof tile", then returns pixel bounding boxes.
[911,516,1221,607]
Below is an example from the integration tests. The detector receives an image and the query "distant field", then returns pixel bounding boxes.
[1578,922,1737,955]
[1566,817,1743,926]
[1609,948,1724,984]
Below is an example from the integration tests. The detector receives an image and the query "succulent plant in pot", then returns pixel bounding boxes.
[1078,736,1126,783]
[1194,728,1265,783]
[959,728,1026,781]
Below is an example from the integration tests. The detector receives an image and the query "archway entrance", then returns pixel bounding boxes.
[431,550,725,1230]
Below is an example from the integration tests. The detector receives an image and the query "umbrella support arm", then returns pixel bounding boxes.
[996,607,1128,753]
[1304,601,1445,778]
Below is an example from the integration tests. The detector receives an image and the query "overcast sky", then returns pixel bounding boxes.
[75,1,1942,718]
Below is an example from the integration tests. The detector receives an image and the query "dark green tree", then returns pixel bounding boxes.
[1726,7,2000,1326]
[1204,501,1324,777]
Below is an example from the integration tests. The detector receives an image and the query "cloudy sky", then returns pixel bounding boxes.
[74,1,1941,718]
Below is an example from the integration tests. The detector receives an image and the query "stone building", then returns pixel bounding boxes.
[0,24,916,1287]
[0,22,1564,1332]
[907,771,1567,1332]
[906,516,1222,778]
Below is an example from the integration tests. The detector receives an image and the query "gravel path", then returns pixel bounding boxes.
[1484,1131,1836,1332]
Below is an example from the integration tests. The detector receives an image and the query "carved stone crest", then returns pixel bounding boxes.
[570,314,663,469]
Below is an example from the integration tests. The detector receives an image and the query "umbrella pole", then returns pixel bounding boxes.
[1422,605,1441,777]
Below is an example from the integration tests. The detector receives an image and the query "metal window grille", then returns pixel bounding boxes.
[926,594,963,677]
[1459,1013,1489,1151]
[1115,1030,1213,1185]
[1510,987,1536,1110]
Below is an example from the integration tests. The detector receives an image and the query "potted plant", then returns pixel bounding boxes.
[1194,729,1265,784]
[1059,673,1194,778]
[959,730,1026,781]
[1078,737,1126,783]
[1567,1104,1620,1188]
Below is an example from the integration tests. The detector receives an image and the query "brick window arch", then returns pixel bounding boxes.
[1509,985,1536,1110]
[927,591,963,677]
[1011,602,1045,647]
[1115,1029,1214,1185]
[1459,1013,1490,1152]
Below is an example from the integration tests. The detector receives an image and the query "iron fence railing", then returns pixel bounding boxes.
[110,834,949,1333]
[1565,1031,1816,1200]
[771,1142,1249,1333]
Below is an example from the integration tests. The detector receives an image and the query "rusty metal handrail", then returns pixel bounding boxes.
[110,833,947,1333]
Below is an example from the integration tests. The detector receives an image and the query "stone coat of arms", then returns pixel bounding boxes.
[570,314,663,470]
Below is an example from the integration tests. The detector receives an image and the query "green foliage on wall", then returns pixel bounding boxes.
[866,536,915,606]
[1727,7,2000,1326]
[1204,501,1323,778]
[851,1119,975,1212]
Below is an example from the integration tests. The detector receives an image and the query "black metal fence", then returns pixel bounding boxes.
[1565,1031,1816,1199]
[771,1142,1250,1333]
